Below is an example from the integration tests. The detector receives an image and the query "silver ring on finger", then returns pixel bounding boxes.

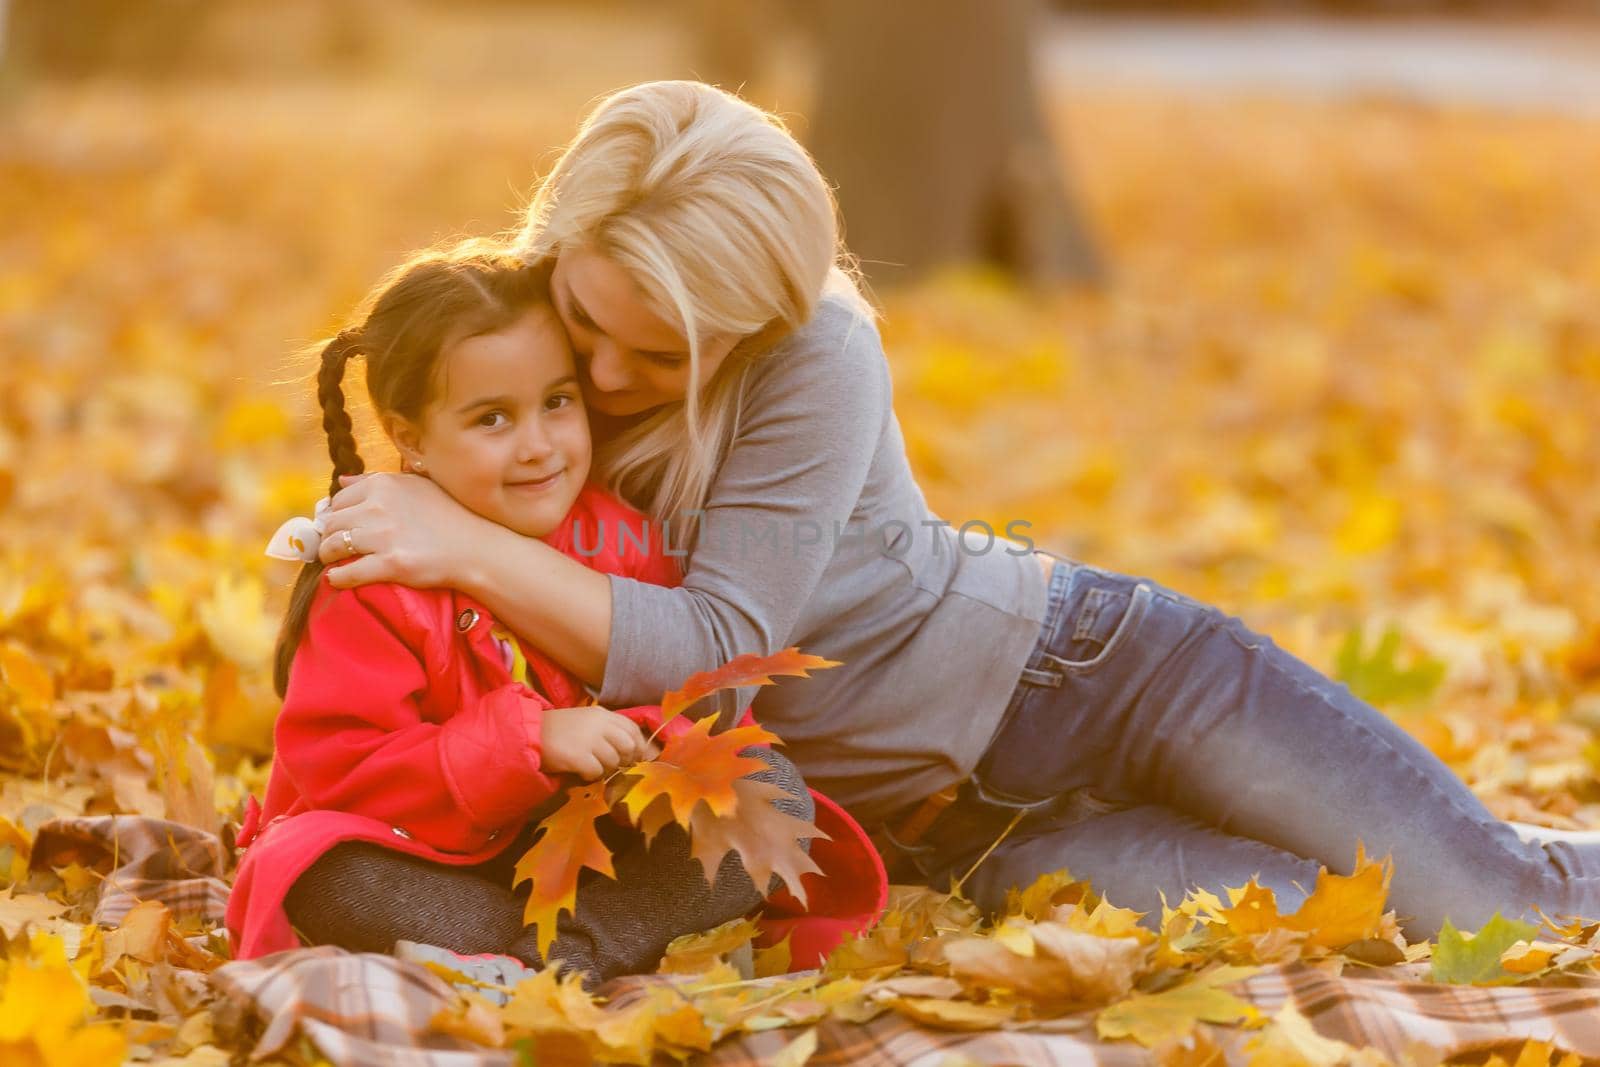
[342,529,357,557]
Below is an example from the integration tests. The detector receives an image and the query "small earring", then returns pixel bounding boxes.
[412,460,426,474]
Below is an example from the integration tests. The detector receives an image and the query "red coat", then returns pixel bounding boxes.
[226,484,887,970]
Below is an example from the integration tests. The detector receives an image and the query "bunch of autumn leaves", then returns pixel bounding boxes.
[510,649,839,958]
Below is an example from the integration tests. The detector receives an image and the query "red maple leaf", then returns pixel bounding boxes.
[658,648,840,725]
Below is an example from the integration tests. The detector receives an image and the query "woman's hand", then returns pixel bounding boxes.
[540,706,659,780]
[317,472,500,590]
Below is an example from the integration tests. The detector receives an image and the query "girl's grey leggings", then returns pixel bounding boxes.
[284,748,812,984]
[892,559,1600,939]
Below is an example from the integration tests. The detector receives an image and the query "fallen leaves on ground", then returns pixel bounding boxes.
[448,853,1564,1063]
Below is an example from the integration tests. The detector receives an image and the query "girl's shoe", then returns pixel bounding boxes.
[393,940,538,1005]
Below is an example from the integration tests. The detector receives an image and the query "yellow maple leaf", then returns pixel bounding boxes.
[1066,896,1156,946]
[50,863,98,899]
[0,643,55,710]
[1283,848,1393,949]
[1217,881,1283,938]
[0,817,31,885]
[500,965,659,1065]
[103,900,171,966]
[1003,867,1089,921]
[0,931,126,1067]
[658,916,761,976]
[0,889,69,938]
[944,924,1144,1008]
[1333,492,1401,557]
[194,574,276,669]
[1097,967,1260,1048]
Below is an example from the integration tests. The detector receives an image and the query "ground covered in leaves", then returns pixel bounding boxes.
[2,62,1600,1067]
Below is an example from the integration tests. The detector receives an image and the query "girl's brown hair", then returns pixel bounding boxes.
[273,240,556,696]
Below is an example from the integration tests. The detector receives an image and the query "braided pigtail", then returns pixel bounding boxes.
[317,329,367,499]
[273,331,366,697]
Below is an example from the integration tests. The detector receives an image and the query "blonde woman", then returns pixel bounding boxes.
[319,80,1600,938]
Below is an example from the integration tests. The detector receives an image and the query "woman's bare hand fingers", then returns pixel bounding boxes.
[323,473,377,512]
[316,520,388,566]
[316,527,354,566]
[322,554,394,588]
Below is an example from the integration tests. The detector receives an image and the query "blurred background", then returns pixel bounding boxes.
[2,1,1600,835]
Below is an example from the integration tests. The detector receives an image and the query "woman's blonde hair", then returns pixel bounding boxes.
[514,80,863,541]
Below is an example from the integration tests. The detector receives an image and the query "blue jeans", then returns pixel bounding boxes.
[891,558,1600,939]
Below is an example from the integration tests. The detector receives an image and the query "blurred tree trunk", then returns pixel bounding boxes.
[691,0,774,95]
[808,0,1105,288]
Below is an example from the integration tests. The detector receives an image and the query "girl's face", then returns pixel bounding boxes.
[389,306,591,539]
[551,246,738,417]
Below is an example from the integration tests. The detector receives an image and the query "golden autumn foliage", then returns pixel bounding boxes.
[1,41,1599,1064]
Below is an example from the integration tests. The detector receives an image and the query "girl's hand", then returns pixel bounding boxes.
[317,472,498,590]
[541,706,658,780]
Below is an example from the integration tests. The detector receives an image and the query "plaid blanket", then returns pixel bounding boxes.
[211,946,517,1066]
[210,948,1600,1066]
[29,814,231,927]
[36,813,1600,1065]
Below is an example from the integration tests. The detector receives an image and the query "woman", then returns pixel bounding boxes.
[317,80,1600,939]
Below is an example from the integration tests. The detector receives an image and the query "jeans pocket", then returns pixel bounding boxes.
[972,569,1155,806]
[1044,577,1153,674]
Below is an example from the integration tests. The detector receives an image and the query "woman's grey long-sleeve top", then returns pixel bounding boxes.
[598,295,1047,825]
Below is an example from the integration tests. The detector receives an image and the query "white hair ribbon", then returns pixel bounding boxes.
[265,497,332,562]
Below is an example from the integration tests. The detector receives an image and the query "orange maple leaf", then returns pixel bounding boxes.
[1283,845,1393,948]
[658,647,841,725]
[687,777,827,906]
[621,716,780,828]
[513,781,616,959]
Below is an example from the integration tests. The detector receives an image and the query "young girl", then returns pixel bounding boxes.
[224,242,887,986]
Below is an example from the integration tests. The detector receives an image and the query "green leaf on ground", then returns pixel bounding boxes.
[1430,913,1539,985]
[1334,625,1446,708]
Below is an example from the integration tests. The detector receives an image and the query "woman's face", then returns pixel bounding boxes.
[551,246,737,417]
